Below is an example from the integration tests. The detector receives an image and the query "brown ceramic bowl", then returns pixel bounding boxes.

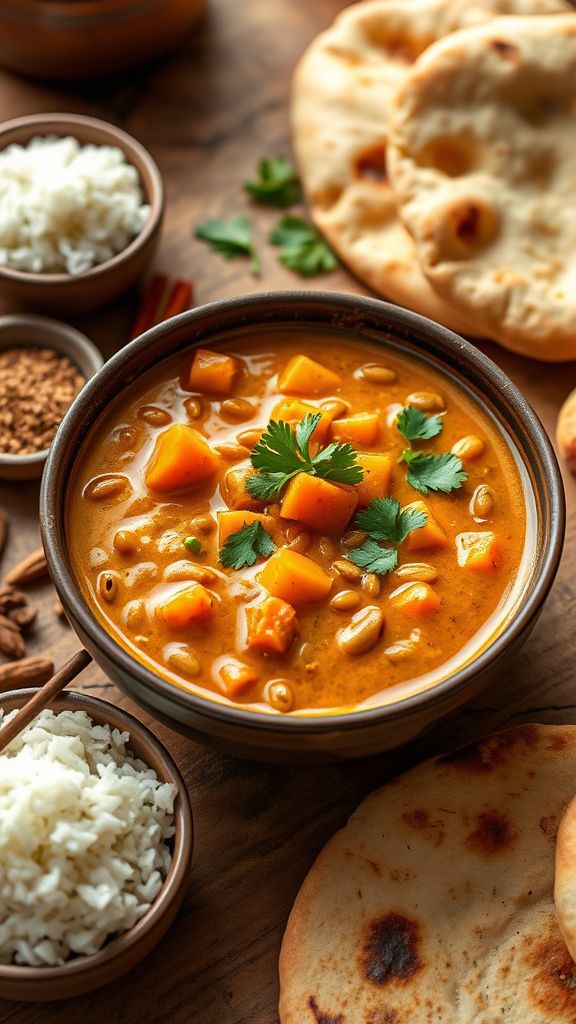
[0,0,205,80]
[0,113,164,315]
[0,689,193,1001]
[40,292,565,762]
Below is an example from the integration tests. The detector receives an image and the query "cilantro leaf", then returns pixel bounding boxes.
[396,406,443,443]
[244,156,301,208]
[219,521,276,570]
[247,413,363,501]
[356,497,427,543]
[403,450,467,495]
[347,539,398,576]
[195,215,260,276]
[270,215,339,276]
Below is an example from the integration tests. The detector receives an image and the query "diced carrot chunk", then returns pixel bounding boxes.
[158,583,213,629]
[330,413,380,447]
[222,467,265,512]
[219,661,259,697]
[218,510,274,547]
[259,549,332,604]
[403,500,448,552]
[186,348,239,395]
[280,474,358,535]
[246,596,298,654]
[146,423,219,493]
[456,531,502,570]
[390,582,440,617]
[277,355,341,396]
[355,453,394,507]
[271,399,333,444]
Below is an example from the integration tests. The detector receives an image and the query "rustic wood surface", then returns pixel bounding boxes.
[0,1,575,1021]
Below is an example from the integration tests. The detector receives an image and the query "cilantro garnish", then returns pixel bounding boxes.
[396,406,443,444]
[269,215,339,276]
[247,413,363,501]
[356,497,427,544]
[402,450,467,495]
[219,521,276,570]
[347,540,398,576]
[244,156,301,208]
[195,215,260,276]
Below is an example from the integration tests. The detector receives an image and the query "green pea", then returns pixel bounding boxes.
[184,535,202,554]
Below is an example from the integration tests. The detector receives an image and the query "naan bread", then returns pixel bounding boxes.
[388,14,576,360]
[279,725,576,1023]
[291,0,572,337]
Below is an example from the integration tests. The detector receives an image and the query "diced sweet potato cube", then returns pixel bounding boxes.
[218,510,274,547]
[456,531,502,570]
[403,500,448,552]
[280,474,357,535]
[390,582,440,617]
[219,661,259,697]
[246,596,298,654]
[187,348,239,395]
[330,413,380,447]
[277,354,341,396]
[355,453,394,507]
[222,467,265,512]
[146,424,219,493]
[158,583,213,629]
[259,549,332,604]
[271,399,333,444]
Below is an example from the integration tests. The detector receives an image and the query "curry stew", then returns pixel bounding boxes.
[67,331,528,714]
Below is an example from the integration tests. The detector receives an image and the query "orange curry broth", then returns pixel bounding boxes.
[67,329,530,715]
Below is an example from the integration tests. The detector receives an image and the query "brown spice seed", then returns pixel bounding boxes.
[0,346,85,456]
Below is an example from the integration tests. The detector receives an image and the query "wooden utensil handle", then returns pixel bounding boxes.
[0,648,92,753]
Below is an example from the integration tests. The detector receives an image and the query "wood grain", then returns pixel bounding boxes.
[0,1,575,1021]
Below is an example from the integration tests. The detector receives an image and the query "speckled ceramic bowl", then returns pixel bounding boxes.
[0,689,193,1001]
[40,292,565,762]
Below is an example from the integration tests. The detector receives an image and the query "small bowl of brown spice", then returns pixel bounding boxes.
[0,313,103,479]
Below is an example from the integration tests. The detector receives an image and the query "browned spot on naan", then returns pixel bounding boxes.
[354,144,388,183]
[361,913,422,987]
[490,38,520,60]
[308,995,344,1024]
[367,1009,399,1024]
[401,808,445,847]
[525,926,576,1018]
[465,810,517,857]
[438,726,539,774]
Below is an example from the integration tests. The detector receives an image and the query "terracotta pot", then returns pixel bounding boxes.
[40,292,566,762]
[0,0,205,80]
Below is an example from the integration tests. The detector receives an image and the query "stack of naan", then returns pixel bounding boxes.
[291,0,576,360]
[279,725,576,1022]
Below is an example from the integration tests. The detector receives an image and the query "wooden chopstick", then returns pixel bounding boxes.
[0,648,92,754]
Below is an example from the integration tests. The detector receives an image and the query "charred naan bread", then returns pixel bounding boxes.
[279,725,576,1023]
[291,0,571,337]
[388,14,576,360]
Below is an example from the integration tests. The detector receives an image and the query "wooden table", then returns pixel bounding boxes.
[0,2,574,1021]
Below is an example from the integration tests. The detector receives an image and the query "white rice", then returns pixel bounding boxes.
[0,707,176,967]
[0,135,150,275]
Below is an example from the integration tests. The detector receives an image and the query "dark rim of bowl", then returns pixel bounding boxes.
[0,688,192,980]
[0,113,163,286]
[40,290,565,735]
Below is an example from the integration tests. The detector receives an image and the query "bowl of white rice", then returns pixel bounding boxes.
[0,688,192,1001]
[0,113,164,315]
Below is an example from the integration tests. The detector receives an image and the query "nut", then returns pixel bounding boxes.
[167,647,201,678]
[469,484,495,519]
[98,570,120,603]
[337,605,384,656]
[122,599,147,632]
[214,442,251,462]
[330,590,361,612]
[286,531,312,554]
[5,548,48,586]
[385,402,404,429]
[451,435,485,462]
[395,562,438,583]
[220,398,255,422]
[84,474,129,502]
[321,398,349,419]
[405,391,445,412]
[184,397,203,420]
[163,561,217,584]
[138,405,172,427]
[236,428,262,449]
[361,572,381,598]
[266,679,294,712]
[358,363,397,384]
[319,537,338,561]
[332,559,363,582]
[341,530,368,550]
[190,514,216,535]
[113,529,139,555]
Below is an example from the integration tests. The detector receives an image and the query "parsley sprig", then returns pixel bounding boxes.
[195,215,260,276]
[397,406,443,443]
[347,497,427,576]
[402,450,467,496]
[247,413,363,501]
[219,521,276,570]
[244,157,301,208]
[270,215,339,276]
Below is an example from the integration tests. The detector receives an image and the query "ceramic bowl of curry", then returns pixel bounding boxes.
[40,292,565,762]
